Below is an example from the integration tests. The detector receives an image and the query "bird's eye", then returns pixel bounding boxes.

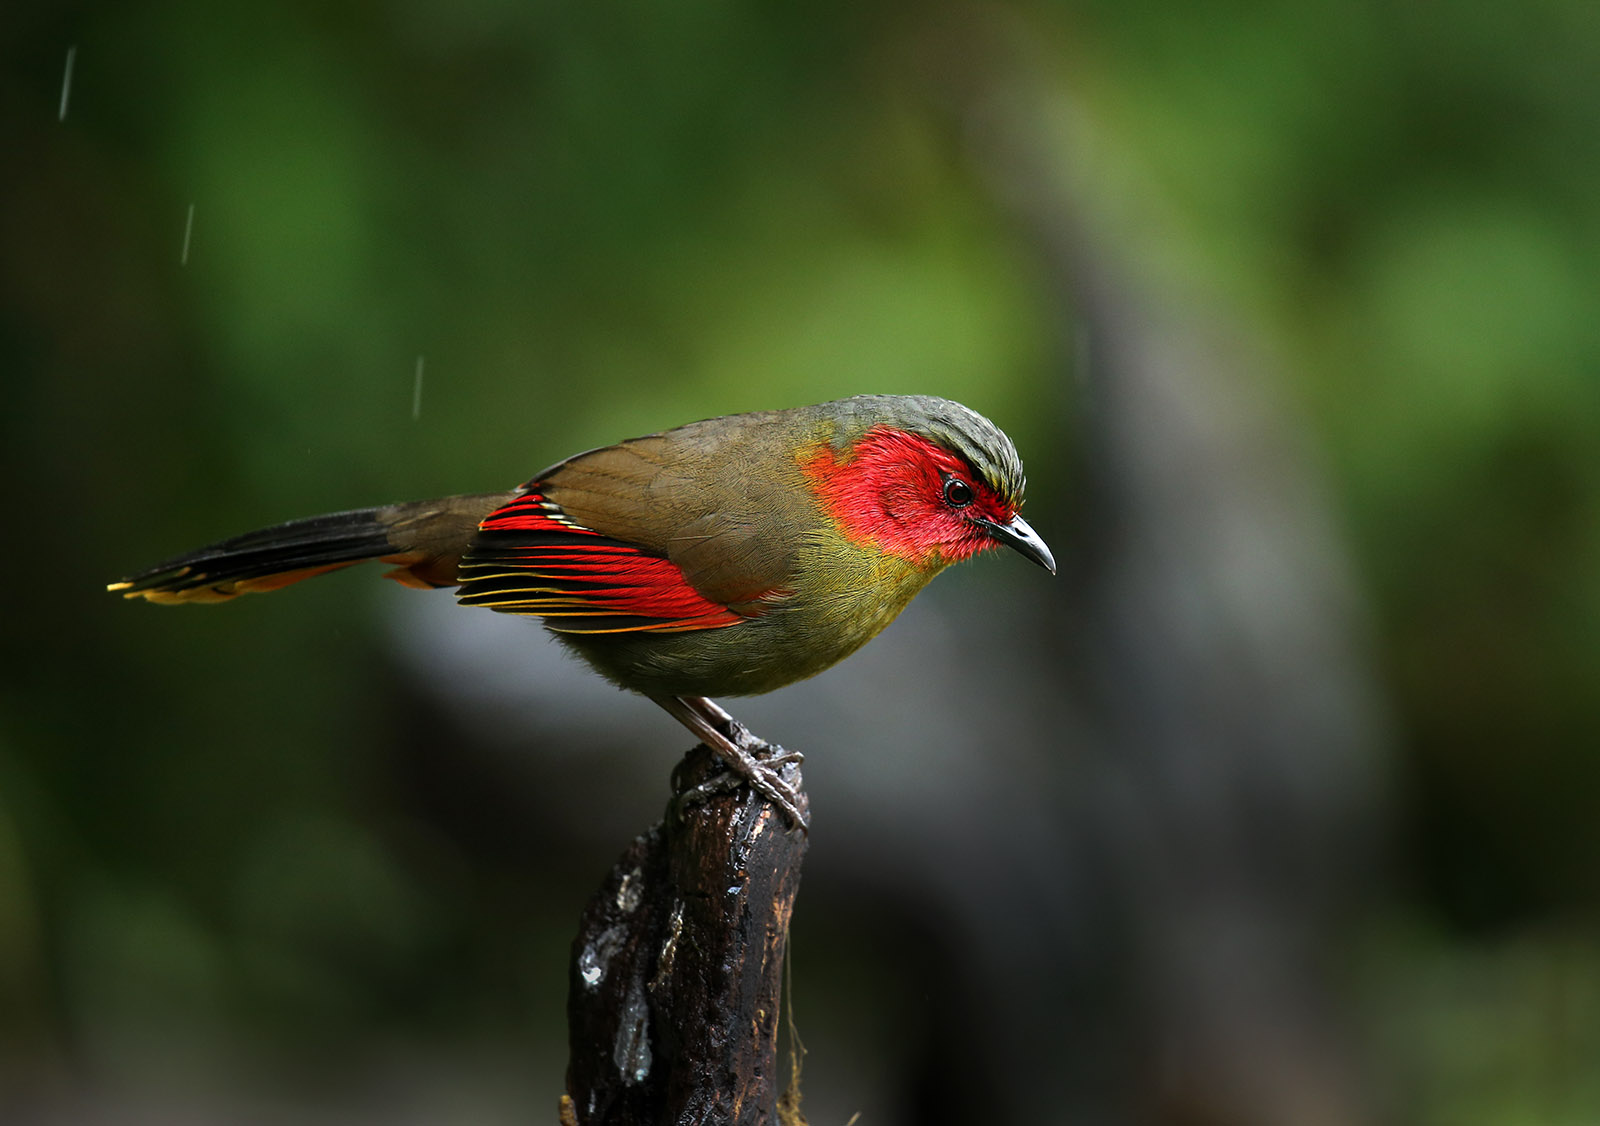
[943,476,974,508]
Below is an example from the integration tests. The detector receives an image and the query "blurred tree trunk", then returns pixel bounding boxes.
[922,11,1390,1124]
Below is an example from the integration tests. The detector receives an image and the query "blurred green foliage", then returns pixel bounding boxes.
[3,0,1598,1120]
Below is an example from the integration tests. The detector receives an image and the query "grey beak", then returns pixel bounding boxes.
[978,513,1056,575]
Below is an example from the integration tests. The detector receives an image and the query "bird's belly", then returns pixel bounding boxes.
[552,563,933,699]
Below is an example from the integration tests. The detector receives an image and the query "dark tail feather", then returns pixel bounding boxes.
[108,506,397,604]
[108,491,515,605]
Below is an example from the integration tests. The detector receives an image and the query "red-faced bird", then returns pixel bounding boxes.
[109,395,1054,826]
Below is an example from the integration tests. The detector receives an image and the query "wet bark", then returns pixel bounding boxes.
[564,744,808,1126]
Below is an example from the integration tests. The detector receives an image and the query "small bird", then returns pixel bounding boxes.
[109,395,1054,826]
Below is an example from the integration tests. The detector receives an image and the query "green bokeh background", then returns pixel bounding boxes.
[4,1,1598,1122]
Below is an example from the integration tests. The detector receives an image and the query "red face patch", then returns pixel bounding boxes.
[800,426,1015,567]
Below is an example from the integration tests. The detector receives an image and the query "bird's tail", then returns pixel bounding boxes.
[108,491,517,605]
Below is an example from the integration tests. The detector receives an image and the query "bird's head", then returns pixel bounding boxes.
[799,396,1055,575]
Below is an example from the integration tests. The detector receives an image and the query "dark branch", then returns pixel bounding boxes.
[565,744,808,1125]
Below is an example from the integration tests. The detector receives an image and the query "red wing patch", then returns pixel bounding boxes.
[456,490,743,634]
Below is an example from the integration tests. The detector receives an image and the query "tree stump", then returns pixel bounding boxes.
[565,744,809,1126]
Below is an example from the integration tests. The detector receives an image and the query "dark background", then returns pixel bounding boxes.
[4,2,1598,1123]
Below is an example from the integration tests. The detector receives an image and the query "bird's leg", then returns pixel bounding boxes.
[652,695,808,829]
[682,696,805,766]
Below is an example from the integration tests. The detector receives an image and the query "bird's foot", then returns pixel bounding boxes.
[719,717,805,767]
[674,739,807,827]
[657,696,809,831]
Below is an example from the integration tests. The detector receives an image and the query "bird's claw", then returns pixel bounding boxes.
[750,768,809,830]
[674,738,809,831]
[658,695,809,831]
[742,743,808,828]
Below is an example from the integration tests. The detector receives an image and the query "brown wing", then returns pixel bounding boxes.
[526,413,818,614]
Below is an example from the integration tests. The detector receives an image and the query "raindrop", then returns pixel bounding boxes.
[58,46,76,122]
